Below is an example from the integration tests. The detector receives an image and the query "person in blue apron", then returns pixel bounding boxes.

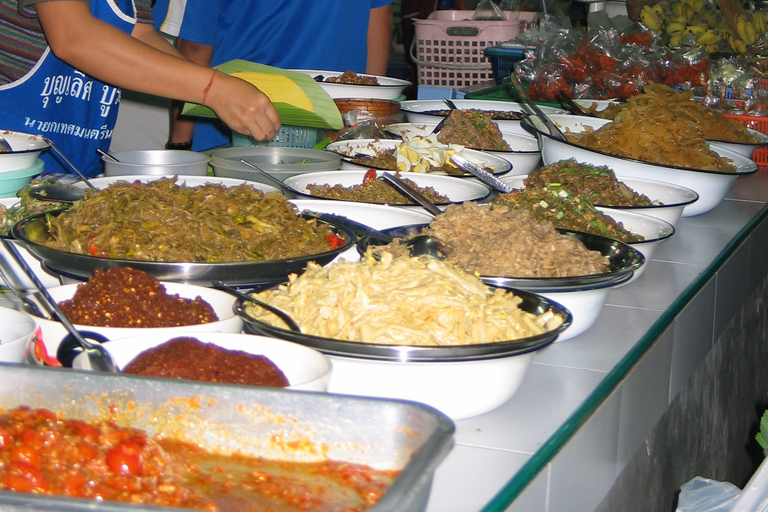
[0,0,280,178]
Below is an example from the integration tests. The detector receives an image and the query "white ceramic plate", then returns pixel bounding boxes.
[290,69,410,100]
[283,170,491,210]
[529,114,758,217]
[385,122,542,175]
[73,332,332,392]
[0,131,49,172]
[399,99,566,136]
[498,174,698,228]
[26,281,243,367]
[324,138,512,176]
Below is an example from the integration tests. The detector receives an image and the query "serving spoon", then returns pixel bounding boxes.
[505,71,567,142]
[238,159,296,198]
[212,281,301,332]
[96,148,120,162]
[1,239,117,372]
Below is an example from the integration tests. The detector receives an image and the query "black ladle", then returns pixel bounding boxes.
[212,281,301,332]
[1,239,117,372]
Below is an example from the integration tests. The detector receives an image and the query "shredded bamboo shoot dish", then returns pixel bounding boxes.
[246,252,564,346]
[566,83,739,172]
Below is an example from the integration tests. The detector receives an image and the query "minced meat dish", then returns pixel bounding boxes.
[325,70,379,85]
[523,159,656,207]
[384,202,610,278]
[419,108,526,120]
[436,110,511,151]
[306,172,450,205]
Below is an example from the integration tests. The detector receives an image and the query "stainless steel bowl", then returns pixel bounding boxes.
[103,149,210,176]
[210,146,342,184]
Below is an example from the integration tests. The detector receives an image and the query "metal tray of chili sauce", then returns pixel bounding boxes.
[0,364,455,512]
[10,209,357,287]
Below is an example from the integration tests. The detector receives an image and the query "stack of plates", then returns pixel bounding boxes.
[0,131,49,197]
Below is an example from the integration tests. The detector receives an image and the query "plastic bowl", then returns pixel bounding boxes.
[25,281,243,367]
[0,307,36,363]
[210,146,341,184]
[103,150,210,176]
[0,131,49,172]
[0,159,44,198]
[72,332,333,392]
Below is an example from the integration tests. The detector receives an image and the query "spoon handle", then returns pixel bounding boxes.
[380,173,442,217]
[212,281,301,332]
[505,72,567,142]
[238,159,295,197]
[450,155,514,194]
[1,239,116,371]
[41,137,96,189]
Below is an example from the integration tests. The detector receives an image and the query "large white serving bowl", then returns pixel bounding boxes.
[289,69,410,100]
[0,131,49,172]
[237,285,570,420]
[498,174,698,228]
[76,174,282,195]
[0,307,36,363]
[709,132,768,160]
[399,99,567,136]
[325,138,512,176]
[595,207,675,282]
[72,332,333,392]
[529,114,758,217]
[384,122,542,175]
[0,198,62,290]
[25,281,243,367]
[283,169,491,210]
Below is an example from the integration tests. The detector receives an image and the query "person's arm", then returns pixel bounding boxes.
[166,39,214,147]
[366,3,393,76]
[35,1,280,141]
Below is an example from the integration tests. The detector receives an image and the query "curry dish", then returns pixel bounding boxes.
[42,178,344,263]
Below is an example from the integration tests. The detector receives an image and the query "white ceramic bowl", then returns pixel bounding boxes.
[72,332,332,392]
[78,175,282,195]
[103,150,211,177]
[283,170,491,210]
[0,131,49,172]
[498,173,696,228]
[0,197,63,290]
[325,138,512,176]
[326,350,535,420]
[0,306,36,363]
[595,207,674,282]
[26,281,243,366]
[290,69,410,100]
[384,122,542,175]
[709,134,768,160]
[530,114,758,217]
[399,99,566,136]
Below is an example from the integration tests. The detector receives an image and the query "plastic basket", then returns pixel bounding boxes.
[232,126,323,149]
[722,113,768,168]
[411,10,522,88]
[484,45,526,84]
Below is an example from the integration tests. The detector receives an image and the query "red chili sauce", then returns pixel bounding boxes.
[59,267,218,328]
[0,406,398,511]
[122,337,290,388]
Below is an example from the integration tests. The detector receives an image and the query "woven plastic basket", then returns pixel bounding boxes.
[232,126,323,149]
[411,10,522,88]
[722,113,768,168]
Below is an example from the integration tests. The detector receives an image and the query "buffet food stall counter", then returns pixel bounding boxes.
[424,169,768,511]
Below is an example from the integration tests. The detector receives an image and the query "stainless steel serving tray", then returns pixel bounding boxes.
[0,364,454,512]
[236,284,572,361]
[357,224,645,291]
[11,210,356,287]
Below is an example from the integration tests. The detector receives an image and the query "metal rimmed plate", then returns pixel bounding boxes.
[11,210,356,287]
[325,138,512,177]
[357,224,644,291]
[236,284,571,362]
[290,69,411,100]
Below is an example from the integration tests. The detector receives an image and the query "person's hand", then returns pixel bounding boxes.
[204,71,281,141]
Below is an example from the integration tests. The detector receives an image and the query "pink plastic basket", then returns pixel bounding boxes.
[411,10,523,88]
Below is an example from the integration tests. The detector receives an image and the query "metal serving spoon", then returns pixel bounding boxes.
[27,183,86,203]
[556,91,597,118]
[1,239,117,372]
[212,281,301,332]
[505,71,567,142]
[429,98,458,135]
[96,148,120,162]
[450,154,513,194]
[42,137,96,189]
[238,159,295,198]
[0,251,47,318]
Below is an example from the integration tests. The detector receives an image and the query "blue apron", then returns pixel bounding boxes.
[0,0,137,177]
